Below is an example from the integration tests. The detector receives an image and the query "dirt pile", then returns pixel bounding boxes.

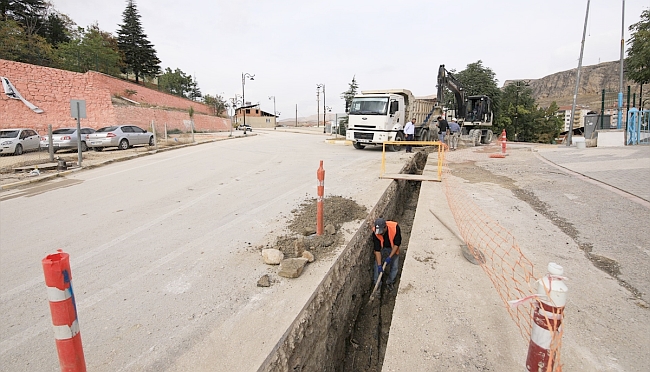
[271,196,368,259]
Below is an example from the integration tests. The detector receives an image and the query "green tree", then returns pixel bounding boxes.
[54,23,122,75]
[626,9,650,89]
[499,82,536,141]
[116,0,160,83]
[0,18,53,65]
[530,102,564,143]
[203,94,227,116]
[0,0,47,35]
[158,67,196,98]
[340,75,358,113]
[189,74,201,101]
[41,12,74,46]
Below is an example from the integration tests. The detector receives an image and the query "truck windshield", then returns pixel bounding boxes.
[349,97,389,115]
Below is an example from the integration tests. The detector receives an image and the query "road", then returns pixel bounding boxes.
[0,130,406,371]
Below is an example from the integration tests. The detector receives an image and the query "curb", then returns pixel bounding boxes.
[0,135,249,191]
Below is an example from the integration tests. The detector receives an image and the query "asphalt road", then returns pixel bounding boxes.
[0,131,406,371]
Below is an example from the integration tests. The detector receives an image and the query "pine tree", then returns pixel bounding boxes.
[340,75,358,113]
[117,0,160,83]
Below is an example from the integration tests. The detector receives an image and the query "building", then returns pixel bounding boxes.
[234,104,277,128]
[556,105,591,132]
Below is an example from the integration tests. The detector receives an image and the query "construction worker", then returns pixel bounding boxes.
[449,118,461,150]
[372,218,402,291]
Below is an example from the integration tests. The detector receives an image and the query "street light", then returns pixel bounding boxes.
[242,73,255,131]
[268,96,276,127]
[514,80,530,142]
[317,84,324,128]
[229,96,241,137]
[325,106,332,134]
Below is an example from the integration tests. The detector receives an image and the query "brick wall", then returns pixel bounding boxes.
[0,59,227,134]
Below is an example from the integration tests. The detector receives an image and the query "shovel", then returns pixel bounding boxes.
[368,262,387,303]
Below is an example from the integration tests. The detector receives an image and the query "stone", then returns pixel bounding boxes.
[302,227,316,236]
[257,275,271,287]
[278,258,309,278]
[293,238,306,257]
[261,249,284,265]
[325,224,336,235]
[302,250,315,263]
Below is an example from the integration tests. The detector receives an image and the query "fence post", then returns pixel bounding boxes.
[42,250,86,372]
[526,263,567,372]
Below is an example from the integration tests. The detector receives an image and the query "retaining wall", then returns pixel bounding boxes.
[0,59,227,132]
[258,151,427,371]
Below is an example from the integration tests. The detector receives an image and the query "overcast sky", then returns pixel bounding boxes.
[52,0,648,120]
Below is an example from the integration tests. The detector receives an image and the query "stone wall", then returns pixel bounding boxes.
[1,59,116,133]
[115,106,230,133]
[1,59,228,133]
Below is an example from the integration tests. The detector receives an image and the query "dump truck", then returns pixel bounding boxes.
[346,89,441,151]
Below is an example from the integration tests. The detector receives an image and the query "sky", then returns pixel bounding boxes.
[51,0,648,120]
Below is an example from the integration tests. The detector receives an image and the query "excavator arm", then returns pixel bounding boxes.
[437,65,466,120]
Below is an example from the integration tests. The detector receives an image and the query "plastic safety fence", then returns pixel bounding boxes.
[440,147,564,372]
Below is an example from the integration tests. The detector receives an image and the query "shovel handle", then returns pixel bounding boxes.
[368,262,388,302]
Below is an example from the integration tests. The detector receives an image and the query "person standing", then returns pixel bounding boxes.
[404,118,416,153]
[448,118,461,150]
[437,116,449,144]
[372,218,402,291]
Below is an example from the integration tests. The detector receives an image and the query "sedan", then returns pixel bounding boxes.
[0,128,40,155]
[40,127,96,152]
[86,125,154,151]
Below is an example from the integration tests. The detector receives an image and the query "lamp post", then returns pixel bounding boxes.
[268,96,276,127]
[242,73,255,130]
[322,84,326,133]
[229,97,241,137]
[514,80,530,142]
[317,84,324,127]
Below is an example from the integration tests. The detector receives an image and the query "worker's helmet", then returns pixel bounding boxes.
[451,118,457,122]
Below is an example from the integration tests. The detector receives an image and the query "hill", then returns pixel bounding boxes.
[503,61,640,109]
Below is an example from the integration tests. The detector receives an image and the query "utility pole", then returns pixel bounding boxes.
[269,96,276,127]
[567,0,590,146]
[317,84,324,127]
[617,0,625,129]
[295,104,298,127]
[323,84,326,134]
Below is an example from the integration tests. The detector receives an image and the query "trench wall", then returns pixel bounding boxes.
[258,151,427,372]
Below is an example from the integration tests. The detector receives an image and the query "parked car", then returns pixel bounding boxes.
[40,127,96,152]
[237,124,252,132]
[86,125,154,151]
[0,128,40,155]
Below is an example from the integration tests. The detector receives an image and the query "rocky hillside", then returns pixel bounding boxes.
[504,61,639,109]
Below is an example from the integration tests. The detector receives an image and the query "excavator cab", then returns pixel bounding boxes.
[465,95,492,125]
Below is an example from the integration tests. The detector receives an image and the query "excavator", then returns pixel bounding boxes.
[437,65,495,145]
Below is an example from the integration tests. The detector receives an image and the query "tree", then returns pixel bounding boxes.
[0,18,53,65]
[340,75,358,113]
[203,94,227,116]
[531,102,563,143]
[116,0,160,83]
[626,9,650,88]
[158,67,201,98]
[0,0,47,35]
[54,23,122,76]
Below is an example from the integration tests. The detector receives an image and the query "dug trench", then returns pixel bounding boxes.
[258,150,428,372]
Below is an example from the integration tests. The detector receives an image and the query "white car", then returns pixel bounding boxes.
[0,128,40,155]
[86,125,154,151]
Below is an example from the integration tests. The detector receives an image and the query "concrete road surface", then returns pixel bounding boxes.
[0,131,409,371]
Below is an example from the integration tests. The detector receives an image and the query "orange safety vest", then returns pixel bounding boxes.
[374,221,400,255]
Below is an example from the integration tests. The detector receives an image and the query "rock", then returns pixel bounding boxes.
[257,274,271,287]
[325,224,336,235]
[302,227,316,236]
[293,238,306,257]
[302,250,315,263]
[278,258,309,278]
[261,249,284,265]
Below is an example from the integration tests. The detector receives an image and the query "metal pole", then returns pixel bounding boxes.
[242,73,246,129]
[323,84,326,134]
[76,102,82,167]
[295,104,298,127]
[567,0,590,146]
[617,0,625,129]
[515,83,520,141]
[316,86,320,128]
[600,89,605,129]
[48,124,54,162]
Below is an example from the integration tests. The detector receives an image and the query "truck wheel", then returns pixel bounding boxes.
[388,132,404,152]
[482,130,493,144]
[353,142,365,150]
[472,129,481,146]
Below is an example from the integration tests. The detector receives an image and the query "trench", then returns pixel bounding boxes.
[258,150,428,372]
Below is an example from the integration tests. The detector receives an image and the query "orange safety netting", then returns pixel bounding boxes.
[439,144,563,372]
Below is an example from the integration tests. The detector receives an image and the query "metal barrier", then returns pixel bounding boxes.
[627,108,650,145]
